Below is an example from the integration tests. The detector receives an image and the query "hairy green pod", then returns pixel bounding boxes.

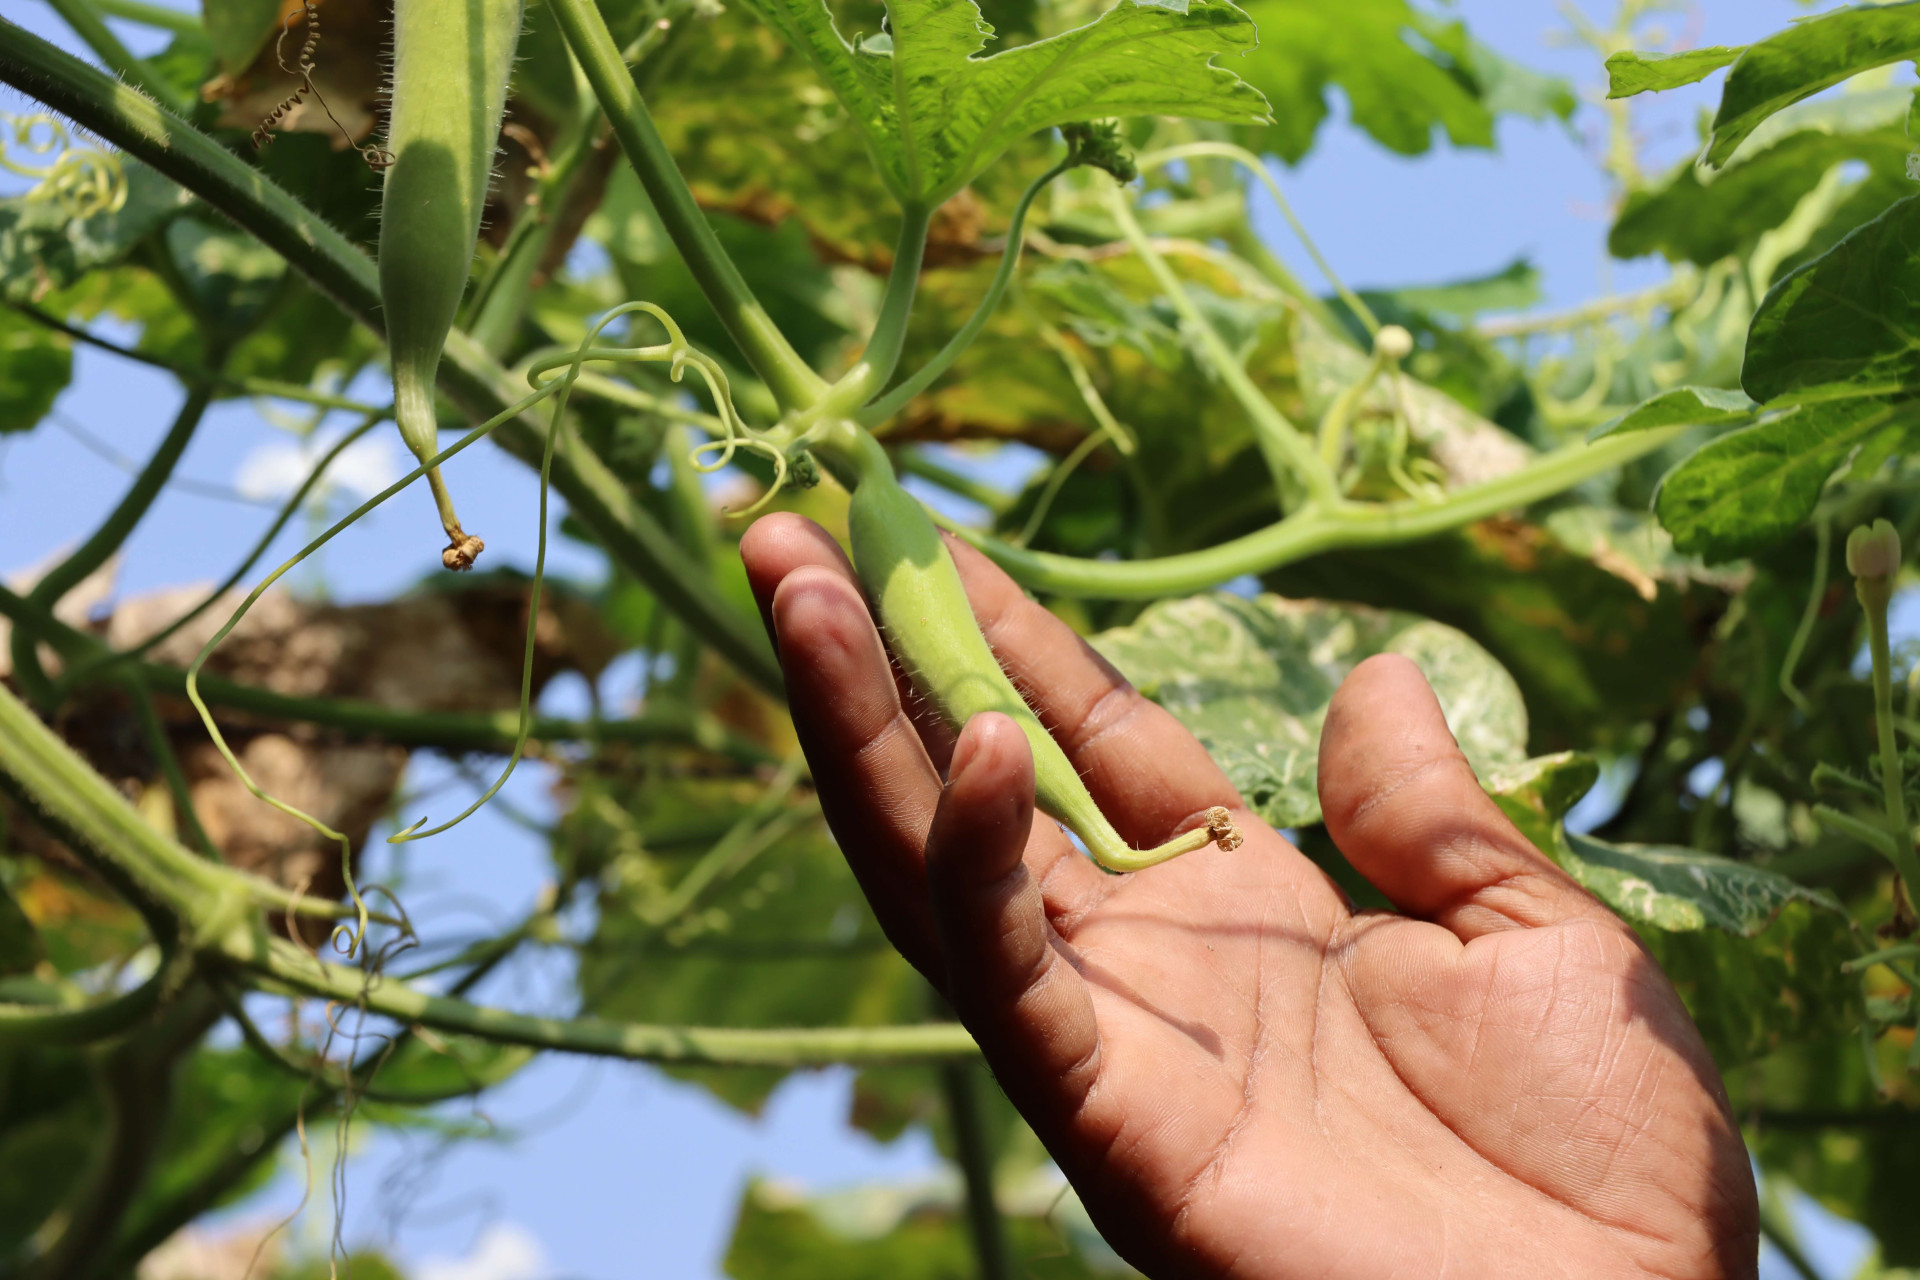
[379,0,524,569]
[846,442,1238,872]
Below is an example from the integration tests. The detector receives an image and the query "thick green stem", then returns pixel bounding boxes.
[12,378,216,703]
[0,24,783,695]
[541,0,824,409]
[1105,181,1337,509]
[90,0,200,33]
[0,958,177,1046]
[0,672,389,930]
[861,157,1071,426]
[941,1061,1014,1280]
[227,931,978,1065]
[952,428,1683,599]
[837,204,931,405]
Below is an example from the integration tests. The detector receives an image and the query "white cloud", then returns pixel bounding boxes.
[415,1223,553,1280]
[234,428,399,503]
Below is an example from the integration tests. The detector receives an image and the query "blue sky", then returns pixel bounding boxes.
[0,1,1875,1277]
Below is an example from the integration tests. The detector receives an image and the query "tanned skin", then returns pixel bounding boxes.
[741,512,1759,1280]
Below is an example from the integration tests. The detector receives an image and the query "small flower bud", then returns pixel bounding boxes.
[1374,324,1414,361]
[1847,519,1901,580]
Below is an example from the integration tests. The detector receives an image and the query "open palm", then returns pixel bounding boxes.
[741,513,1759,1280]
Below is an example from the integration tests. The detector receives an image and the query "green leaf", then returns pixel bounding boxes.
[128,1046,307,1230]
[1556,831,1862,1064]
[1604,47,1743,99]
[0,1044,97,1256]
[1703,3,1920,168]
[200,0,283,76]
[1610,119,1912,267]
[1092,593,1527,828]
[1651,192,1920,559]
[1483,751,1600,853]
[164,217,286,336]
[1589,386,1757,441]
[1411,17,1576,126]
[1745,194,1920,402]
[1559,830,1840,935]
[1271,510,1730,748]
[1655,399,1911,561]
[0,306,71,436]
[1234,0,1571,163]
[735,0,1270,206]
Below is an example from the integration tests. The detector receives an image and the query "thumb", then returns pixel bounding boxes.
[925,713,1102,1116]
[1317,655,1618,940]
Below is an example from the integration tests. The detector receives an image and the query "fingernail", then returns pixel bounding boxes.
[948,716,985,783]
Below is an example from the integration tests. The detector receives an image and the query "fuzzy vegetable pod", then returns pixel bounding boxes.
[378,0,525,569]
[845,440,1239,872]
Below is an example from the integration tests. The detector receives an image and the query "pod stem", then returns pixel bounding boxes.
[1088,807,1243,874]
[427,466,485,571]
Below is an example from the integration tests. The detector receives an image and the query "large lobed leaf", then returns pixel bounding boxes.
[733,0,1271,206]
[1603,6,1920,168]
[1093,593,1527,828]
[1232,0,1572,162]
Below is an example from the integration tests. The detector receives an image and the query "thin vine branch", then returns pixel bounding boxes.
[861,154,1075,425]
[950,427,1685,599]
[540,0,826,409]
[228,928,981,1066]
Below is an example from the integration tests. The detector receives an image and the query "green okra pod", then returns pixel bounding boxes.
[844,436,1240,872]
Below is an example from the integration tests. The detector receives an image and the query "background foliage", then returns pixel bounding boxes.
[3,0,1920,1276]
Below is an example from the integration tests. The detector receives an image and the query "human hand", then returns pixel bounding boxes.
[741,513,1759,1279]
